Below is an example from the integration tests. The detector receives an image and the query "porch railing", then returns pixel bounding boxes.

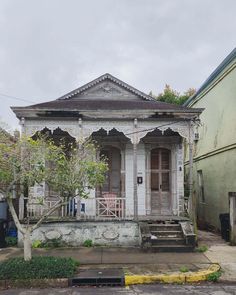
[27,196,126,220]
[96,197,125,219]
[27,198,77,219]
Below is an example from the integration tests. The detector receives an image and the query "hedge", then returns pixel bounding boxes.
[0,256,79,280]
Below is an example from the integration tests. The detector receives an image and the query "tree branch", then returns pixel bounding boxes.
[32,199,69,231]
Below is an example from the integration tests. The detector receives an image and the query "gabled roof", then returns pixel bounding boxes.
[19,98,194,111]
[184,48,236,106]
[58,73,155,101]
[11,73,203,118]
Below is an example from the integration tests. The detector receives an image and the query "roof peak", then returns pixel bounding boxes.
[57,73,156,101]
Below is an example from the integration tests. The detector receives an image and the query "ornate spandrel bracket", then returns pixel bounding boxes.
[135,121,195,144]
[24,121,79,139]
[24,120,195,145]
[82,121,134,143]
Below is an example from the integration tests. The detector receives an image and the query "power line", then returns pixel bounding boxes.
[0,92,36,104]
[124,120,188,136]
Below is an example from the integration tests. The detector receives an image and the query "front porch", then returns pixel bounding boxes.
[24,124,189,222]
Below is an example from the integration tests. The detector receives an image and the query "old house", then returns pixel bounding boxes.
[12,73,202,250]
[184,48,236,231]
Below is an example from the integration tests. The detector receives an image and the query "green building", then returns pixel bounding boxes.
[184,48,236,230]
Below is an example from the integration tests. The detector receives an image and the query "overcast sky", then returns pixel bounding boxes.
[0,0,235,130]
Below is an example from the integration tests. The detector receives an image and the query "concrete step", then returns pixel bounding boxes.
[150,230,183,238]
[149,224,181,231]
[151,237,185,246]
[144,244,194,253]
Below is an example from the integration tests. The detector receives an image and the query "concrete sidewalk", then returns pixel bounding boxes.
[198,229,236,282]
[0,246,211,275]
[204,245,236,282]
[0,230,235,281]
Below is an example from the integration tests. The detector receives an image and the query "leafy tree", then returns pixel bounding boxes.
[0,130,107,261]
[150,85,196,105]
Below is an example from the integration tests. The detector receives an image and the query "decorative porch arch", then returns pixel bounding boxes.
[22,118,194,145]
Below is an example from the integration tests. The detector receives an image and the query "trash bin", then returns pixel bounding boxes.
[0,219,7,248]
[219,213,230,242]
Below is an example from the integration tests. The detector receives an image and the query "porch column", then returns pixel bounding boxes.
[133,119,138,220]
[19,117,25,220]
[188,121,196,226]
[76,118,83,220]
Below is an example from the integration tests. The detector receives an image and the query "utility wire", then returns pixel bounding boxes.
[124,120,188,136]
[0,92,36,104]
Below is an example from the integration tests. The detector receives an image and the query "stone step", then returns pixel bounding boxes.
[150,230,183,238]
[151,231,183,238]
[149,224,181,231]
[144,245,194,253]
[151,237,185,245]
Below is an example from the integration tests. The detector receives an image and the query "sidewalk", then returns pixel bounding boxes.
[0,245,211,275]
[198,229,236,283]
[0,230,235,282]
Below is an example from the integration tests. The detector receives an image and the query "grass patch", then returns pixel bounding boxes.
[179,266,189,273]
[195,245,208,253]
[83,239,93,247]
[207,271,222,282]
[0,256,79,280]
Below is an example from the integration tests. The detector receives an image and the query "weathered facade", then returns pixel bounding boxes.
[184,48,236,230]
[12,74,201,248]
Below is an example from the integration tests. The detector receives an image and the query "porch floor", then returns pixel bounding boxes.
[138,215,189,222]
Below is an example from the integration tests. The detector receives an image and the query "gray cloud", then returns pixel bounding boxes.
[0,0,235,129]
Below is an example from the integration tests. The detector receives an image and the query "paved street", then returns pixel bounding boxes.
[0,284,236,295]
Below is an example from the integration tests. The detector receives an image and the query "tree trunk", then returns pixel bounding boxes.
[23,230,32,261]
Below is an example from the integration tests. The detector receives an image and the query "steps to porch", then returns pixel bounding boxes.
[140,221,196,252]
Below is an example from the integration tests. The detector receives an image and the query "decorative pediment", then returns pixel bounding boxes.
[79,80,142,100]
[58,73,155,101]
[86,82,122,96]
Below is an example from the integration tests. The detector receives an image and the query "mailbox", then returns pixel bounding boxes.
[137,176,143,184]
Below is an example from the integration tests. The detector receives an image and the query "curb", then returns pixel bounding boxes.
[0,264,221,289]
[125,264,221,286]
[0,278,68,290]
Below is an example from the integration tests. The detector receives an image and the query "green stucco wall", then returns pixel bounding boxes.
[193,148,236,229]
[186,61,236,230]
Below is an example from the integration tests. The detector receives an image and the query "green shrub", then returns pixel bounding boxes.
[195,245,208,253]
[5,236,17,247]
[207,271,221,282]
[42,238,65,248]
[83,239,93,247]
[32,238,67,248]
[32,240,42,248]
[0,256,79,280]
[179,266,189,273]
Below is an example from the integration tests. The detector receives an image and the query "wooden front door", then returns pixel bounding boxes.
[100,147,121,196]
[150,148,171,215]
